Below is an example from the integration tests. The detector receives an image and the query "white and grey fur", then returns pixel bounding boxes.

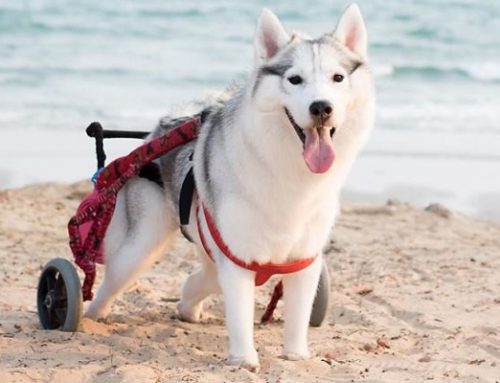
[85,4,375,370]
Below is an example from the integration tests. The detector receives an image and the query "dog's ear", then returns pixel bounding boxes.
[254,8,289,63]
[333,4,367,59]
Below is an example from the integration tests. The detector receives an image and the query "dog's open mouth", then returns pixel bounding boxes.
[284,107,336,174]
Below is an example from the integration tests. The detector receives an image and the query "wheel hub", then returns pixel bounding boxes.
[44,290,55,309]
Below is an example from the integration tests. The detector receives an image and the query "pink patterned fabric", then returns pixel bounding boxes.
[68,117,200,301]
[75,190,105,265]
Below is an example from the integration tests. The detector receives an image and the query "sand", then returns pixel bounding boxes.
[1,181,499,383]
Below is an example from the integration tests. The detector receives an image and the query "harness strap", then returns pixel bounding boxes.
[199,203,317,286]
[179,167,195,225]
[196,203,215,263]
[261,281,284,323]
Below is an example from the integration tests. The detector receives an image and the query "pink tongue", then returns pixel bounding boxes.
[303,128,335,174]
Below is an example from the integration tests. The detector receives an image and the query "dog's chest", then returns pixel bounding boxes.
[217,191,338,264]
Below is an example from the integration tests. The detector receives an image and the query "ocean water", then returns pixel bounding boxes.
[1,0,499,133]
[1,0,499,218]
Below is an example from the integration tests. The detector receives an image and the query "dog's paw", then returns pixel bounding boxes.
[227,352,260,373]
[84,305,109,321]
[282,350,310,361]
[176,302,202,323]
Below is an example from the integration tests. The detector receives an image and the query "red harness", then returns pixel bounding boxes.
[196,203,316,286]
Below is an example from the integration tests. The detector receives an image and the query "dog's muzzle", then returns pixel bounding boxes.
[284,107,336,147]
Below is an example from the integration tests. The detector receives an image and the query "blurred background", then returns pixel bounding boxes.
[0,0,499,219]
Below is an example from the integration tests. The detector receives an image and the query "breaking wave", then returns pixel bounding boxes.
[374,63,500,83]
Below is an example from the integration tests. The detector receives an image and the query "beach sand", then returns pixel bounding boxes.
[1,181,500,382]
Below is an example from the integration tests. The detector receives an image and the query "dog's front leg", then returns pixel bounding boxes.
[217,257,259,370]
[282,255,323,360]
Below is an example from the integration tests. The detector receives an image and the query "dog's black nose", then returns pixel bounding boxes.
[309,101,333,119]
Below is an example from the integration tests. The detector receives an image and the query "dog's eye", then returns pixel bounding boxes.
[333,74,344,83]
[288,75,303,85]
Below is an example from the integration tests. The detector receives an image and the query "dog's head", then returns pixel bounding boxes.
[251,4,370,174]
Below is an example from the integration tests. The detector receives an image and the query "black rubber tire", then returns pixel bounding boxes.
[37,258,83,331]
[309,262,330,327]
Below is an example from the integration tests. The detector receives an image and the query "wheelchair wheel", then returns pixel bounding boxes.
[37,258,82,331]
[309,262,330,327]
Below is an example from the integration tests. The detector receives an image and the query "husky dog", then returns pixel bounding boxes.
[85,3,374,369]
